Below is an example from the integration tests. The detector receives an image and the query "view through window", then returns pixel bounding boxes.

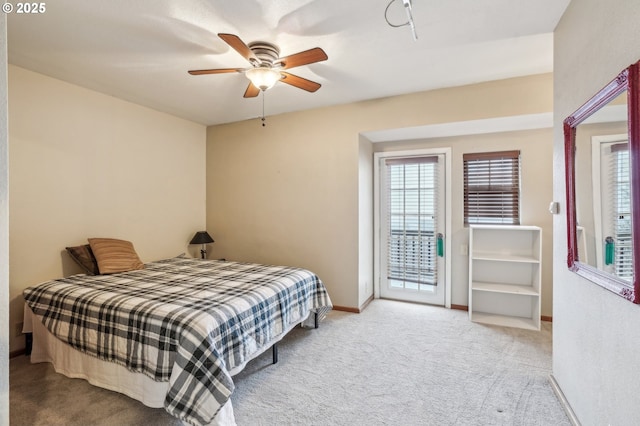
[386,157,438,288]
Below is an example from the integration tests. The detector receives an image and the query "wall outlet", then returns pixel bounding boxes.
[15,322,24,337]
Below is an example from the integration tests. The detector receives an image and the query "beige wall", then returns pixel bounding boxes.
[553,1,640,424]
[206,111,361,309]
[373,128,554,316]
[206,73,553,310]
[8,66,207,353]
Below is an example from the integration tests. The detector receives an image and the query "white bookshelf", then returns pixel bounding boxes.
[468,225,542,330]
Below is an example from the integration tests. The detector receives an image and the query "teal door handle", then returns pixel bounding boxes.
[605,236,614,265]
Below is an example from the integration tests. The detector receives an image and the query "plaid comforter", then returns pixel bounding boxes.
[23,257,332,425]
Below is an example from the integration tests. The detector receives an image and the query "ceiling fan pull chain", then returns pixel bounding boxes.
[261,91,267,127]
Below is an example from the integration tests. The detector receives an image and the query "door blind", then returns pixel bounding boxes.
[463,150,520,225]
[610,143,633,281]
[386,156,438,287]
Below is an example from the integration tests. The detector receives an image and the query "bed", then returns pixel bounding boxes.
[23,254,332,426]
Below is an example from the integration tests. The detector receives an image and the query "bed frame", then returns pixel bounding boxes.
[23,311,319,363]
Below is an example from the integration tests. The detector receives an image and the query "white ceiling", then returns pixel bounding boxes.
[7,0,570,126]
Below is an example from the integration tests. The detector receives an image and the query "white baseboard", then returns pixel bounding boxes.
[549,374,581,426]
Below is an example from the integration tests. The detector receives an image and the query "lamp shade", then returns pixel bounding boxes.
[245,67,281,91]
[189,231,214,245]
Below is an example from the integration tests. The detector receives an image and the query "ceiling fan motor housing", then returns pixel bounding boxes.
[248,41,280,67]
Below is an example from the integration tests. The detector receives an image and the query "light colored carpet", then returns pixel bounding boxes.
[10,299,570,425]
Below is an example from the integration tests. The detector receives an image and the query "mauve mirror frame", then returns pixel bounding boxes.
[564,60,640,303]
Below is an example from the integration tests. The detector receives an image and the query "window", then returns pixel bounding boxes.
[610,143,632,280]
[463,150,520,226]
[386,157,438,287]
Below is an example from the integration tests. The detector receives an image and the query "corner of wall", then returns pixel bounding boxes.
[1,12,10,426]
[358,135,374,307]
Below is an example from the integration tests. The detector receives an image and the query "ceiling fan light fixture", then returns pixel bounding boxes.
[245,67,281,91]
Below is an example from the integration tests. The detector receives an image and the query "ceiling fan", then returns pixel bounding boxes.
[189,33,328,98]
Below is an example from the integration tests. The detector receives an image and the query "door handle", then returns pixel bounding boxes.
[437,233,444,257]
[605,236,614,265]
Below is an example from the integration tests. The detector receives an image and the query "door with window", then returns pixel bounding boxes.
[378,153,447,306]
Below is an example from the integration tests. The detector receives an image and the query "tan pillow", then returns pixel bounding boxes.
[88,238,144,274]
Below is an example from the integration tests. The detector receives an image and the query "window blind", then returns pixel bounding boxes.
[386,156,438,287]
[463,150,521,225]
[610,143,633,281]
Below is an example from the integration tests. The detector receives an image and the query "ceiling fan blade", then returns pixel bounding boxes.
[280,72,321,92]
[218,33,259,65]
[188,68,243,75]
[243,82,261,98]
[277,48,328,70]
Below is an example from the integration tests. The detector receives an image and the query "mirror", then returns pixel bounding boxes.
[564,61,640,303]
